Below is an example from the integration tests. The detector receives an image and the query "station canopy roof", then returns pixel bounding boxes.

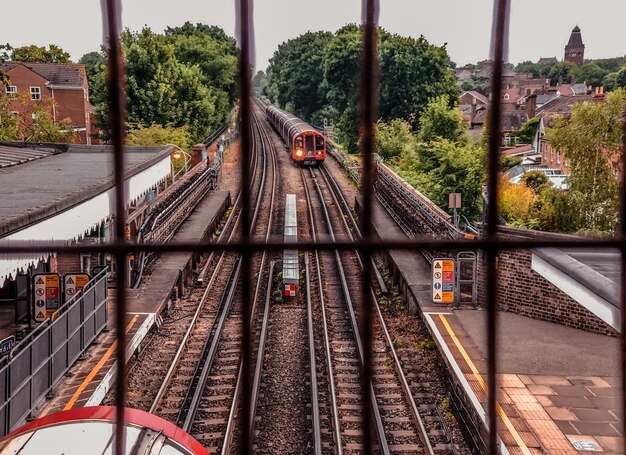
[0,143,173,281]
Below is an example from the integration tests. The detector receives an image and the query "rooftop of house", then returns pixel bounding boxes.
[1,62,87,87]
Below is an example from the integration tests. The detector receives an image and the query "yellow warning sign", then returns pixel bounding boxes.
[434,262,441,268]
[36,277,44,284]
[434,293,441,300]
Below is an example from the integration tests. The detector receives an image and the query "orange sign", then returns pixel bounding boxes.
[432,259,455,304]
[33,273,61,321]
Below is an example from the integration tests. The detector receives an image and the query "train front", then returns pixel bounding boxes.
[292,131,326,164]
[0,406,208,455]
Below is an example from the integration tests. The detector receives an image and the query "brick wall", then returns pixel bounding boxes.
[477,228,618,336]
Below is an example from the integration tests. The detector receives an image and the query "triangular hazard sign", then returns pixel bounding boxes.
[434,293,441,299]
[36,277,44,284]
[434,263,441,268]
[67,277,74,284]
[36,311,45,319]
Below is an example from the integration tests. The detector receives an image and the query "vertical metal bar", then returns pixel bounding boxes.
[620,100,626,443]
[359,1,379,454]
[486,0,509,453]
[237,0,253,452]
[103,1,128,454]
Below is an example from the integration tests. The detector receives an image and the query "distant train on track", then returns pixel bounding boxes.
[265,105,327,164]
[0,406,208,454]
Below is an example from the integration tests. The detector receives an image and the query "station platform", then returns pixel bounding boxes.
[367,197,622,454]
[38,190,230,416]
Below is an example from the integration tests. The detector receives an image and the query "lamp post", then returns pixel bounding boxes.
[168,144,191,182]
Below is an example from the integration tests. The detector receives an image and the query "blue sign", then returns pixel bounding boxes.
[442,282,454,292]
[0,336,15,355]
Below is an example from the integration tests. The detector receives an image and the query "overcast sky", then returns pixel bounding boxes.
[2,0,625,70]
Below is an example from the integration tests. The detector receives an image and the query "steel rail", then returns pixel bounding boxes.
[304,254,323,455]
[320,164,436,454]
[174,100,266,433]
[301,167,343,455]
[227,101,279,452]
[148,196,241,414]
[309,167,390,454]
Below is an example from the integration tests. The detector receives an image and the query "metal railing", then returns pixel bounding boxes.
[0,1,624,455]
[0,268,108,436]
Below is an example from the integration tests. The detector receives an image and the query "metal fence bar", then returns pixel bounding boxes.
[620,85,626,442]
[237,0,253,452]
[102,1,128,454]
[485,0,510,453]
[0,274,108,437]
[359,1,380,453]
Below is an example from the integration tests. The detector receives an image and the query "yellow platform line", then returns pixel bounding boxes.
[438,314,531,455]
[64,315,139,410]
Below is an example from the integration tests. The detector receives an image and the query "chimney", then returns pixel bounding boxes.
[526,93,537,118]
[470,97,477,127]
[593,85,605,103]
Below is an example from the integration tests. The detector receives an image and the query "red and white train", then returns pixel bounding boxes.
[0,406,208,455]
[265,105,327,164]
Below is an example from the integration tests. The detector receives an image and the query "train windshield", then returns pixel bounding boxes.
[305,135,314,151]
[315,135,325,150]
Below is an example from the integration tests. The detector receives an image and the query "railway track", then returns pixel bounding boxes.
[319,164,461,454]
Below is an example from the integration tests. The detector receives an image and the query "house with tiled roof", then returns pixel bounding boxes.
[0,62,93,144]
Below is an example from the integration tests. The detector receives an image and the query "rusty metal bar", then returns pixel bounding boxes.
[620,97,626,443]
[102,1,128,455]
[8,236,626,255]
[358,1,380,453]
[236,0,254,452]
[485,0,510,453]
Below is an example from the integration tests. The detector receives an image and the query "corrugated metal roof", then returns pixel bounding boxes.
[0,145,59,168]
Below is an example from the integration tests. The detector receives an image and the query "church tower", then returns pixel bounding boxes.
[564,25,584,65]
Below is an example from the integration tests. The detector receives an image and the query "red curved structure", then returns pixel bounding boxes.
[0,406,209,455]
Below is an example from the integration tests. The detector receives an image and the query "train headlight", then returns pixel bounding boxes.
[296,149,303,157]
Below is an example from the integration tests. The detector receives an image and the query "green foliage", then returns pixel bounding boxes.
[127,124,191,150]
[393,138,485,220]
[516,117,540,144]
[84,24,236,143]
[267,30,333,125]
[417,95,466,145]
[11,44,72,63]
[602,66,626,92]
[547,62,580,86]
[376,119,414,159]
[521,170,548,193]
[265,25,458,152]
[500,155,522,171]
[252,70,268,96]
[578,63,605,87]
[547,88,625,234]
[0,93,77,143]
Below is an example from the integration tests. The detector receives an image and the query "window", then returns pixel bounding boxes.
[30,86,41,100]
[556,150,560,164]
[6,86,17,98]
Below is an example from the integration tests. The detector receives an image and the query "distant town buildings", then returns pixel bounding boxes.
[0,62,94,144]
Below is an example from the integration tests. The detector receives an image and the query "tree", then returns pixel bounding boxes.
[547,62,580,85]
[516,117,540,144]
[0,93,77,143]
[11,44,72,63]
[252,70,268,96]
[548,88,625,234]
[127,124,191,150]
[376,119,415,159]
[417,94,466,145]
[498,178,537,227]
[521,170,549,193]
[79,51,106,105]
[578,63,605,88]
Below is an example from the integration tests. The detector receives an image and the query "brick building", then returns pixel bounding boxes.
[0,62,93,144]
[564,25,585,66]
